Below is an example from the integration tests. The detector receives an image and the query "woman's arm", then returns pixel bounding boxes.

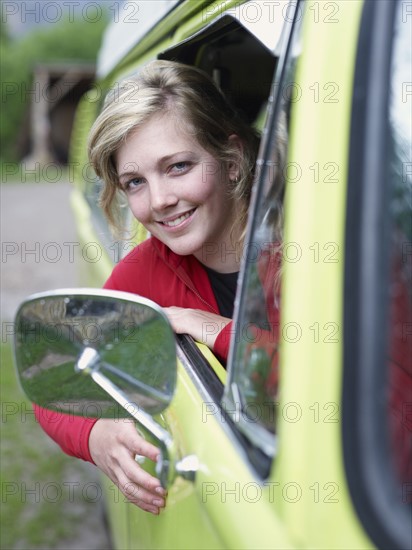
[163,307,232,359]
[34,404,97,462]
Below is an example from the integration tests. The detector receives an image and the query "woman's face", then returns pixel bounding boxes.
[116,112,241,271]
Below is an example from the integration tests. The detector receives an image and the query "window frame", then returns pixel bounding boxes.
[342,1,411,548]
[222,0,303,469]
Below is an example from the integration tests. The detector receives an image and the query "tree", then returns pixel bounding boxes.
[0,14,108,163]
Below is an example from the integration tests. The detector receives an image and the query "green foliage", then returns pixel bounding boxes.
[1,15,108,162]
[0,18,10,47]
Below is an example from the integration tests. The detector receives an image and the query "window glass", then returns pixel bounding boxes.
[385,0,412,502]
[82,87,121,256]
[223,3,302,458]
[85,82,145,261]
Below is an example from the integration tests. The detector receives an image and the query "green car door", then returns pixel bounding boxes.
[66,1,410,548]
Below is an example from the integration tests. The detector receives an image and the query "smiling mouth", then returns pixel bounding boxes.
[160,209,196,228]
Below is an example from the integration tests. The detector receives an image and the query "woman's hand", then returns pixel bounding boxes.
[89,418,167,515]
[163,307,231,349]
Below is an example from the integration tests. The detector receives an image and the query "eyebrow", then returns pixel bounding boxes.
[118,150,195,181]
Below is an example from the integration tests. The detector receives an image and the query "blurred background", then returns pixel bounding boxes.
[1,1,116,548]
[1,0,106,167]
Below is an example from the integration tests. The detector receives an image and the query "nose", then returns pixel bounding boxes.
[149,179,178,212]
[149,178,178,212]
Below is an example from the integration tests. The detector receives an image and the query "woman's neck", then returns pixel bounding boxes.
[196,235,243,273]
[195,203,245,273]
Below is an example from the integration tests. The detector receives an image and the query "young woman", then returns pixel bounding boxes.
[35,60,260,514]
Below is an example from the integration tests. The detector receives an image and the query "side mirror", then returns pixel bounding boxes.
[12,289,197,487]
[13,289,177,417]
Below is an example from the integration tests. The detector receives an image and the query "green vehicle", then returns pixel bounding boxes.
[13,1,411,549]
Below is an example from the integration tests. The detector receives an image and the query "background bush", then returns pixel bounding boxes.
[0,14,107,162]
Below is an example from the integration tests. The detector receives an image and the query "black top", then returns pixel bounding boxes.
[204,266,239,318]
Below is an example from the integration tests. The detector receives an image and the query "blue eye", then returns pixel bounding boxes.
[171,161,190,173]
[123,177,144,192]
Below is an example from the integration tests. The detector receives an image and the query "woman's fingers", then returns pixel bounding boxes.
[89,418,166,514]
[120,449,166,497]
[116,466,166,513]
[118,419,161,462]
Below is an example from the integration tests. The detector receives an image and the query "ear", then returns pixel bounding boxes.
[227,134,243,181]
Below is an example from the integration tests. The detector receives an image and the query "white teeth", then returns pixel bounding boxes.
[162,210,193,227]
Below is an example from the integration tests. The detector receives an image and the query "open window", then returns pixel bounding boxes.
[80,2,286,262]
[160,1,303,475]
[160,17,277,126]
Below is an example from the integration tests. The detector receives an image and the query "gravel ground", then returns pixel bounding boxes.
[1,181,113,550]
[1,182,81,322]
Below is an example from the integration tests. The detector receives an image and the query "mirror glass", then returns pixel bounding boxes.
[13,289,177,417]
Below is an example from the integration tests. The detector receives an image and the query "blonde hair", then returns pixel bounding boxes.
[88,60,259,236]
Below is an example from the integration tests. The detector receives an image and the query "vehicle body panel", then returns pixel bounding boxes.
[275,1,373,547]
[63,0,410,548]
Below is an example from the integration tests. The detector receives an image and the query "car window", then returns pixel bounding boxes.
[385,0,411,501]
[85,9,280,263]
[343,1,411,547]
[222,1,303,465]
[70,85,122,257]
[81,82,147,262]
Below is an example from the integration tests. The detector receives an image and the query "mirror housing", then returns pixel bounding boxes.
[13,289,177,417]
[12,288,199,488]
